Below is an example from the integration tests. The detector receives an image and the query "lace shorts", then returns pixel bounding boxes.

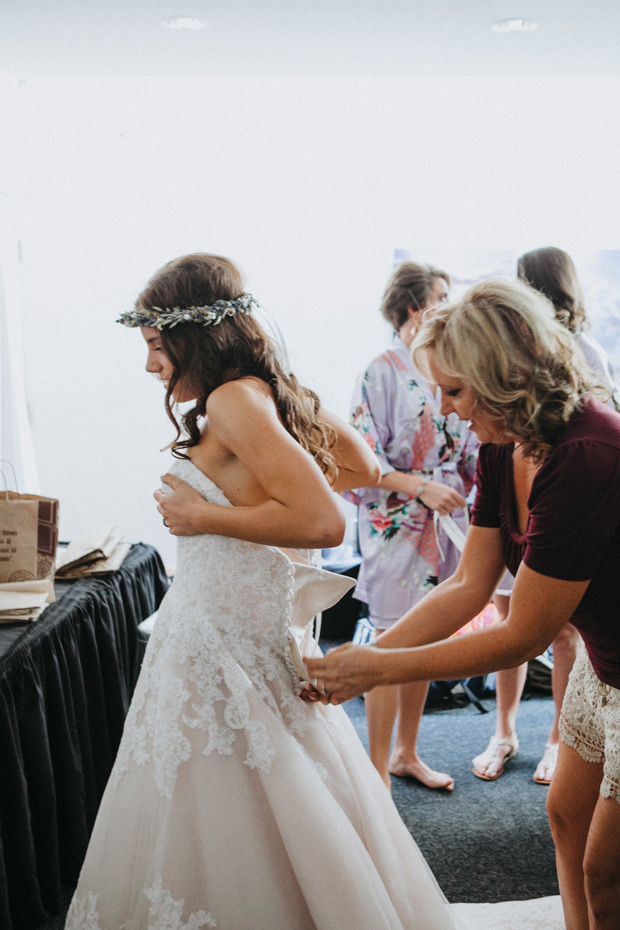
[559,646,620,803]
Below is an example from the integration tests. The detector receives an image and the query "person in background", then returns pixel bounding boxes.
[519,248,618,409]
[473,247,619,785]
[349,261,478,791]
[306,276,620,930]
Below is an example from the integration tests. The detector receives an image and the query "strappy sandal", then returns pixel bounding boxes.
[532,743,558,785]
[472,735,519,781]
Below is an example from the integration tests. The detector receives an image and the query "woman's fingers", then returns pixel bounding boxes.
[304,644,381,703]
[421,482,466,514]
[152,475,207,536]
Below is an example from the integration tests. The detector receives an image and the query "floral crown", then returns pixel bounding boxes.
[117,292,259,330]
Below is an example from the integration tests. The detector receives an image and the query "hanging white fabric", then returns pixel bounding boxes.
[0,202,40,493]
[433,509,469,560]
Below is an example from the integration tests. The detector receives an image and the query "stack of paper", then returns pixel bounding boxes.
[55,528,130,579]
[0,579,53,623]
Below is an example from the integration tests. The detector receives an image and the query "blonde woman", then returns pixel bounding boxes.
[308,277,620,930]
[474,248,619,785]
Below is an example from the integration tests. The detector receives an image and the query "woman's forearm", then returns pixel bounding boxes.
[377,471,466,514]
[376,573,493,650]
[305,616,539,705]
[375,525,506,648]
[377,470,423,496]
[375,566,587,683]
[305,563,588,704]
[375,623,536,688]
[156,473,346,547]
[181,496,345,548]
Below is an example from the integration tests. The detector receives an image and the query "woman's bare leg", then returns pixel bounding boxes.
[547,742,602,930]
[583,794,620,929]
[364,626,398,790]
[365,684,398,790]
[389,681,454,790]
[473,594,525,779]
[534,622,581,784]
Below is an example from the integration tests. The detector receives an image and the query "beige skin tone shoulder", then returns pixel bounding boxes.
[143,323,380,547]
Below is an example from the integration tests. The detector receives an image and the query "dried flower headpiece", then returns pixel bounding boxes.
[117,292,259,330]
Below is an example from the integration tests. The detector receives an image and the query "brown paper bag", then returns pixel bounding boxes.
[0,491,59,583]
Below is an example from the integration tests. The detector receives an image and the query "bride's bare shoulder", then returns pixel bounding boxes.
[208,378,271,402]
[206,378,276,435]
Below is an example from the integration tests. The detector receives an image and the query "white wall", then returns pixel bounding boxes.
[2,74,620,565]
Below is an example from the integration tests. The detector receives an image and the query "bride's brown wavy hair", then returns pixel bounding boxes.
[136,253,337,482]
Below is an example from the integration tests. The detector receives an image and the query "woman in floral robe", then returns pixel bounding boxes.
[350,262,478,790]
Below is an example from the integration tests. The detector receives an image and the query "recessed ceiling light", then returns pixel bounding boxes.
[162,16,206,31]
[492,18,538,33]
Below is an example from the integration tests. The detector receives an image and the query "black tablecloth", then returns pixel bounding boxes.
[0,543,169,930]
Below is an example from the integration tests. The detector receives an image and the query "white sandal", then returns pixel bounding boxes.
[532,743,558,785]
[472,735,519,781]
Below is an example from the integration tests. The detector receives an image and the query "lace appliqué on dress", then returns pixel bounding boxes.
[144,879,217,929]
[111,460,311,798]
[67,883,218,930]
[65,891,101,930]
[560,647,620,802]
[112,605,297,797]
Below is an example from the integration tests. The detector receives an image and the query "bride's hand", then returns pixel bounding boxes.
[154,474,210,535]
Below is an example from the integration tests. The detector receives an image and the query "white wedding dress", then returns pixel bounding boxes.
[65,459,565,930]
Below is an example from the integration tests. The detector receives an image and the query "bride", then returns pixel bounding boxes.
[65,252,466,930]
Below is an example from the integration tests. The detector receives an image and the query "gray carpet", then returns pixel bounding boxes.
[344,687,558,904]
[34,678,557,929]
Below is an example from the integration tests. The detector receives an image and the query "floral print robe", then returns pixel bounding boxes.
[349,334,478,628]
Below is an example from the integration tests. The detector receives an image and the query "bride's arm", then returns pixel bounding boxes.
[155,380,346,547]
[317,407,381,491]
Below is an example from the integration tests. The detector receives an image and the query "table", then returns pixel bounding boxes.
[0,543,169,930]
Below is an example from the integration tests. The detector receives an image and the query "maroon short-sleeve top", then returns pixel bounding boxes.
[471,397,620,688]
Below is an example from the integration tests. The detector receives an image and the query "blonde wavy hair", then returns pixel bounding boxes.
[412,277,595,462]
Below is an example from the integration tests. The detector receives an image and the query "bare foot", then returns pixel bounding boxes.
[472,734,518,781]
[532,743,558,785]
[389,755,454,791]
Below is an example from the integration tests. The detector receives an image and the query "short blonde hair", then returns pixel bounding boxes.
[412,277,594,460]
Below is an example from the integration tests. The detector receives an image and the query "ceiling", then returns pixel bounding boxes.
[1,0,619,80]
